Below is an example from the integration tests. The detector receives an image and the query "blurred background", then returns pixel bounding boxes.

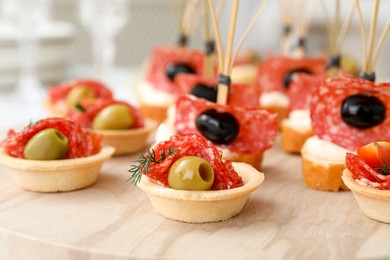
[0,0,388,92]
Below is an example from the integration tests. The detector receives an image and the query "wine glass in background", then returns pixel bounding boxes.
[1,0,53,102]
[78,0,129,84]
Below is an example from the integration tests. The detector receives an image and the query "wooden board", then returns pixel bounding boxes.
[1,137,390,259]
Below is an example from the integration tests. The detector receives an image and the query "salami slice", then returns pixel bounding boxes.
[175,95,278,153]
[67,99,145,129]
[257,55,327,94]
[346,153,390,189]
[175,74,260,108]
[288,73,326,111]
[48,79,113,103]
[1,118,102,159]
[141,133,243,190]
[311,77,390,151]
[146,46,204,95]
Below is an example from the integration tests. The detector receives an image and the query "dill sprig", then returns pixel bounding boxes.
[375,162,390,176]
[23,120,38,131]
[75,103,85,112]
[128,146,178,185]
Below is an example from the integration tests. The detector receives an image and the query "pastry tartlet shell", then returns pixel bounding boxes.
[0,146,115,192]
[138,162,264,223]
[96,119,158,156]
[342,170,390,224]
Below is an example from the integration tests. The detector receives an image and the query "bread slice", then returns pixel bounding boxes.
[281,122,314,154]
[223,152,263,171]
[139,103,169,124]
[301,153,349,192]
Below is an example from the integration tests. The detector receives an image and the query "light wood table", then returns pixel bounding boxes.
[0,136,389,259]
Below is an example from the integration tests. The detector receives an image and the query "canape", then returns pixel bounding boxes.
[0,117,115,192]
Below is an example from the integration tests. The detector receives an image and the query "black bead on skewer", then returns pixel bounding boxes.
[325,55,341,70]
[360,72,376,82]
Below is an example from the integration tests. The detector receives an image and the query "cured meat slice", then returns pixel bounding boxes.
[257,55,327,94]
[48,79,113,103]
[1,118,102,159]
[346,153,390,189]
[146,46,204,95]
[288,73,326,111]
[67,99,145,129]
[175,95,278,153]
[141,133,243,190]
[310,77,390,151]
[175,74,261,108]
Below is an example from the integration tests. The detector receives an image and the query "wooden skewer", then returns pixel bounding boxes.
[279,0,294,56]
[354,0,389,79]
[223,0,239,76]
[207,0,224,74]
[335,1,355,53]
[366,0,380,73]
[230,0,269,72]
[207,0,269,105]
[354,0,369,73]
[294,0,319,58]
[371,20,390,73]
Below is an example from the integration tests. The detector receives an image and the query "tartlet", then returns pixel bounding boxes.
[0,146,115,192]
[96,119,158,155]
[138,162,264,223]
[46,79,113,117]
[342,169,390,223]
[67,99,157,156]
[0,117,115,192]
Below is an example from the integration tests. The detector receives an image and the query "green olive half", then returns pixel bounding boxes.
[168,156,214,191]
[92,104,134,130]
[24,128,69,160]
[66,86,95,108]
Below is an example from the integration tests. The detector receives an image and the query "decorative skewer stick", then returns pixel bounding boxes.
[294,0,319,58]
[279,0,294,56]
[321,0,356,76]
[208,0,269,105]
[354,0,389,81]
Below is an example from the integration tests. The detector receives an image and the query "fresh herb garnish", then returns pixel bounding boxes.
[128,146,178,185]
[374,162,390,176]
[23,119,38,131]
[75,103,85,112]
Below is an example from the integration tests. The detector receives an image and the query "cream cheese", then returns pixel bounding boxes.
[302,136,353,164]
[259,91,290,107]
[282,109,312,133]
[137,81,176,106]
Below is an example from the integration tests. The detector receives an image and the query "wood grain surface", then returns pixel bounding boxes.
[0,137,389,259]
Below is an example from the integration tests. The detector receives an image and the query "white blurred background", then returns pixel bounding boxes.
[0,0,388,91]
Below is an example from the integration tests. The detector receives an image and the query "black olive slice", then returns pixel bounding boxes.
[341,94,386,129]
[190,83,218,102]
[195,109,239,144]
[284,68,312,89]
[166,63,195,81]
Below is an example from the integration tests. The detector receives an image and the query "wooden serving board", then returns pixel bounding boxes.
[0,137,389,259]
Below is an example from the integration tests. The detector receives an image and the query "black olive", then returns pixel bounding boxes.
[166,63,195,81]
[341,94,386,129]
[196,109,239,144]
[190,83,218,102]
[284,68,312,89]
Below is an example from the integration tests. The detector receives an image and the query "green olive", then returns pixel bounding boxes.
[66,86,95,108]
[24,128,69,160]
[168,156,214,191]
[92,104,134,130]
